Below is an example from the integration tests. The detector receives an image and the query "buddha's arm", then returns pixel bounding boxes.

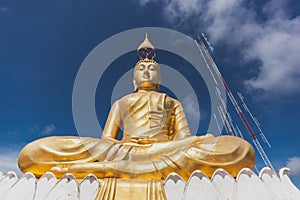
[171,98,192,139]
[102,101,122,143]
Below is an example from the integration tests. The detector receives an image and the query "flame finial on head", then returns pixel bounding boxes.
[137,33,156,60]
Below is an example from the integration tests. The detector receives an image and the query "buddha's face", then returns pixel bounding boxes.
[134,61,161,91]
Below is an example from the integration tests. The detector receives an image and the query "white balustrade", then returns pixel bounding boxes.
[0,168,298,200]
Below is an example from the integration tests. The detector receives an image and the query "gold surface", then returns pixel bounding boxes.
[137,33,155,52]
[18,35,256,190]
[18,89,255,180]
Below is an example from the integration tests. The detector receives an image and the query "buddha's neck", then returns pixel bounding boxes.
[137,82,158,92]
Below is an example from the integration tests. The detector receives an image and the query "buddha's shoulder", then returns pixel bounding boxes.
[165,95,181,109]
[116,91,164,100]
[116,92,139,102]
[113,91,182,108]
[113,93,140,105]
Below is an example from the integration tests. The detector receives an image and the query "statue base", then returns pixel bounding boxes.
[95,178,166,200]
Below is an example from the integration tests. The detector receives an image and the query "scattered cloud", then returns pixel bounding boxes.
[0,149,22,176]
[41,124,56,134]
[30,125,40,133]
[0,6,10,15]
[182,94,201,133]
[135,0,300,94]
[30,124,56,135]
[286,157,300,177]
[243,10,300,92]
[183,94,199,119]
[0,124,55,176]
[136,0,152,6]
[164,0,205,20]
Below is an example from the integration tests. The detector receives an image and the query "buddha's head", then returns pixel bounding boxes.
[133,34,161,92]
[133,59,161,92]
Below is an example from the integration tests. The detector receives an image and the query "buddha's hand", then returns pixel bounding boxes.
[138,138,158,144]
[129,137,158,145]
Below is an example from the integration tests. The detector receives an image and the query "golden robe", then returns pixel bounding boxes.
[18,90,255,180]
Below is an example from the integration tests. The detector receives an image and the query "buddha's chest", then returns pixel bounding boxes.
[120,92,175,139]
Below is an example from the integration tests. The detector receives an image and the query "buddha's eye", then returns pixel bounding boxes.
[138,65,145,71]
[148,65,156,71]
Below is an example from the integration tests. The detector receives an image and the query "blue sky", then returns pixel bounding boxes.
[0,0,299,187]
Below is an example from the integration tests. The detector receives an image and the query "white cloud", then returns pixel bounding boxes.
[168,0,203,15]
[30,124,56,135]
[286,157,300,177]
[41,124,56,135]
[164,0,206,24]
[30,125,40,133]
[136,0,152,6]
[183,94,199,119]
[245,32,300,92]
[0,6,10,15]
[207,0,242,15]
[0,150,22,176]
[135,0,300,94]
[204,0,300,94]
[182,94,202,133]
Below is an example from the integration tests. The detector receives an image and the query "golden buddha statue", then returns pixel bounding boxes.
[18,35,255,183]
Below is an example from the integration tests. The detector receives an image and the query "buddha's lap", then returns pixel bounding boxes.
[19,134,252,166]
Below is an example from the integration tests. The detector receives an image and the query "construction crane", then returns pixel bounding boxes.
[195,35,275,171]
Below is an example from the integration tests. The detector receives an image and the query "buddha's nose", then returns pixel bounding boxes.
[143,69,149,75]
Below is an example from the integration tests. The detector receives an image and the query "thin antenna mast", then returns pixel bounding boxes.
[196,35,274,171]
[237,92,272,148]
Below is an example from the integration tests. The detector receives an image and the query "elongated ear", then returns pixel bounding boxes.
[133,79,138,92]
